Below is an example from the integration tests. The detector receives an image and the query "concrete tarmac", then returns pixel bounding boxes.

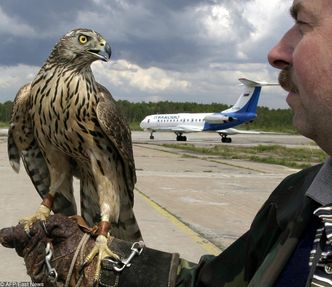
[0,132,317,281]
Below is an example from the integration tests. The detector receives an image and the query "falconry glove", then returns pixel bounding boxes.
[0,214,180,287]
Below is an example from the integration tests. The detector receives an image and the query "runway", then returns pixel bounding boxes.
[0,131,323,281]
[132,130,316,148]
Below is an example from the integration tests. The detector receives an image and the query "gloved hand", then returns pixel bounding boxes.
[0,214,180,287]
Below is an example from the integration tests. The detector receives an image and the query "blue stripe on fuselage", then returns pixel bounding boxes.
[202,86,261,131]
[202,112,256,131]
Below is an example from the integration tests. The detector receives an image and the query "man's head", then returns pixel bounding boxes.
[268,0,332,155]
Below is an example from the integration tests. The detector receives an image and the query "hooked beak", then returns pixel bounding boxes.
[89,42,112,62]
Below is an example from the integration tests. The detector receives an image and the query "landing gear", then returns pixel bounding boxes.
[221,135,232,143]
[176,133,187,141]
[175,132,187,142]
[150,131,155,140]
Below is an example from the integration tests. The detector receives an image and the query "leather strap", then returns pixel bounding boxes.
[42,194,54,209]
[70,215,99,235]
[98,221,110,237]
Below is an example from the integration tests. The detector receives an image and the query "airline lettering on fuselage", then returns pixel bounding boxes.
[153,115,180,120]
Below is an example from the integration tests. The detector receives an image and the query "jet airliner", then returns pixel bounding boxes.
[140,78,278,142]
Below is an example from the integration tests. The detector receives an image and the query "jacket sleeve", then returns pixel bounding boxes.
[175,232,251,287]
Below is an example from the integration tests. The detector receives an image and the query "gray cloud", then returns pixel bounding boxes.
[0,0,293,108]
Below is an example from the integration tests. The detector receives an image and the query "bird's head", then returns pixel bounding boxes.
[49,28,111,66]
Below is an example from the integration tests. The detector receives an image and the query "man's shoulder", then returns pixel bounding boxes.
[263,163,323,225]
[276,163,323,192]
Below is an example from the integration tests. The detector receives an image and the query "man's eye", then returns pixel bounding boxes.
[296,20,307,25]
[295,19,312,34]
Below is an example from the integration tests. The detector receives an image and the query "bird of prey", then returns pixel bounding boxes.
[7,28,142,281]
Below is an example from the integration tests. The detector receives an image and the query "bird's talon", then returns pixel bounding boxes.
[83,234,121,283]
[19,205,51,233]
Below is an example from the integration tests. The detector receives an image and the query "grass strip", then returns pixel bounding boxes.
[162,143,326,169]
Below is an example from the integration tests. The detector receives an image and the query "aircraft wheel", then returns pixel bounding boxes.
[221,137,232,143]
[150,135,154,139]
[176,135,187,141]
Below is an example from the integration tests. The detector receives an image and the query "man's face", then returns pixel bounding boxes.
[268,0,332,153]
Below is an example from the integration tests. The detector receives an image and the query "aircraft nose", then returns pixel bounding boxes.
[140,118,146,129]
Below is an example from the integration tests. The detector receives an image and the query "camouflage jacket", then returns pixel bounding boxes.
[177,163,323,287]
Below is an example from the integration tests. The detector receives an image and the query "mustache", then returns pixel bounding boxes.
[278,69,299,93]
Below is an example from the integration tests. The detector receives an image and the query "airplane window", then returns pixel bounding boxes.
[148,119,150,123]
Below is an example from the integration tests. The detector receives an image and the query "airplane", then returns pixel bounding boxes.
[139,78,278,143]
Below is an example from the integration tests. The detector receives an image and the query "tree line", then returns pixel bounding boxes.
[0,101,13,125]
[0,100,295,133]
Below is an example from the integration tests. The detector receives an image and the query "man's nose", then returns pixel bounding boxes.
[267,27,297,70]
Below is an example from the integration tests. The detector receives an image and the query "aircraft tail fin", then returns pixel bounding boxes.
[224,78,278,114]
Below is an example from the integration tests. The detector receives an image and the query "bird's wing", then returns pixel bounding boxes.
[8,83,76,216]
[95,83,136,200]
[8,84,34,172]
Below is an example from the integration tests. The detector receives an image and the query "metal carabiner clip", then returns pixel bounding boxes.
[104,241,145,272]
[45,242,58,282]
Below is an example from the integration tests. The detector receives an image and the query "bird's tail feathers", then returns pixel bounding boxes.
[111,193,143,241]
[80,174,101,227]
[7,128,20,173]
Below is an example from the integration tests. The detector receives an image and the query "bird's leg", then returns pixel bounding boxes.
[19,194,54,233]
[19,165,71,232]
[82,221,120,284]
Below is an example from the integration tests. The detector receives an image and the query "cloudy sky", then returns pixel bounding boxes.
[0,0,293,108]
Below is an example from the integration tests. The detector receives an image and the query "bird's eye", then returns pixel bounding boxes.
[79,35,88,44]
